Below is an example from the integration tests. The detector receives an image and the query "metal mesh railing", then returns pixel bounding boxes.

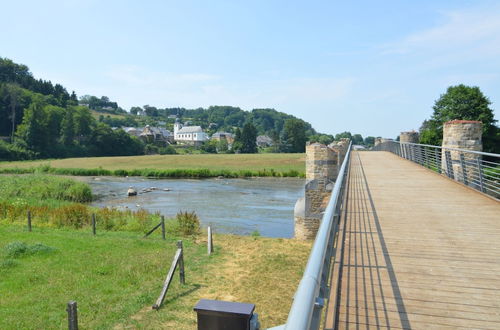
[373,141,500,200]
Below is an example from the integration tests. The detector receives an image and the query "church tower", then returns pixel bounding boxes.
[174,118,182,138]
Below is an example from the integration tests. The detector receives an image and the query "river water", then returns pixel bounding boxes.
[85,177,304,238]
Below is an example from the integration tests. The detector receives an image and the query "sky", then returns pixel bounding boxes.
[1,0,499,138]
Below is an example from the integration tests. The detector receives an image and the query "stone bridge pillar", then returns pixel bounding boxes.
[441,120,482,185]
[400,131,419,143]
[294,143,341,240]
[399,131,419,159]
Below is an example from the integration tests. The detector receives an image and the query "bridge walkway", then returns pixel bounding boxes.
[325,151,500,329]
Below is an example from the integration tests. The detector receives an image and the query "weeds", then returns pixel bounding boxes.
[176,211,200,236]
[3,241,55,258]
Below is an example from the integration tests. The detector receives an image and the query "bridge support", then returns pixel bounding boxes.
[294,140,349,240]
[441,120,482,186]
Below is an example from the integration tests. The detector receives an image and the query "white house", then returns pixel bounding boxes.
[174,119,208,145]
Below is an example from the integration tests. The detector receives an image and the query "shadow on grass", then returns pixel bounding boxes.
[163,283,202,306]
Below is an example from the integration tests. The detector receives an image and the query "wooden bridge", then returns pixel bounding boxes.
[324,151,500,329]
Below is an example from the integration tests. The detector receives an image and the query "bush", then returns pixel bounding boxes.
[144,144,159,155]
[176,211,200,236]
[158,145,177,155]
[0,140,35,161]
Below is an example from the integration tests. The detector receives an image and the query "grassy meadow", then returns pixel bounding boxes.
[0,225,311,329]
[0,153,305,178]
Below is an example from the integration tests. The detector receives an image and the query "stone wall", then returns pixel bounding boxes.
[295,142,348,240]
[441,120,482,184]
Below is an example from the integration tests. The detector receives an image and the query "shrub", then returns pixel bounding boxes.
[251,230,261,237]
[176,211,200,236]
[158,145,177,155]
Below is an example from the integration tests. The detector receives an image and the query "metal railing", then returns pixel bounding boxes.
[373,141,500,200]
[270,142,352,330]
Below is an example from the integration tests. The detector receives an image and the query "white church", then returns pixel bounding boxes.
[173,119,208,145]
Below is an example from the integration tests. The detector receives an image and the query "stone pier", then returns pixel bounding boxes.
[399,131,419,143]
[441,120,482,186]
[294,141,348,240]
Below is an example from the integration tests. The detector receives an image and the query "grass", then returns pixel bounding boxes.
[0,153,305,178]
[0,224,311,329]
[0,174,92,204]
[0,174,163,232]
[90,110,127,120]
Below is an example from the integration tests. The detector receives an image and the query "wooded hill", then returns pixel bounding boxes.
[0,57,330,160]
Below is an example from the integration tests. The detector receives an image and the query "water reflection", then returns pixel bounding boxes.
[85,177,304,238]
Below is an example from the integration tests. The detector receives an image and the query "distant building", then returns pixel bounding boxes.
[138,125,173,143]
[174,119,208,145]
[256,135,273,147]
[211,132,234,143]
[123,127,142,138]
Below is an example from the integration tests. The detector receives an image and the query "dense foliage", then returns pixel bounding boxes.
[0,57,145,160]
[420,84,499,153]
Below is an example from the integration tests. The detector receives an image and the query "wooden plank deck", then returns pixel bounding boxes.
[325,151,500,330]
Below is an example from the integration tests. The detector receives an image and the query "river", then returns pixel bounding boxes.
[85,176,304,238]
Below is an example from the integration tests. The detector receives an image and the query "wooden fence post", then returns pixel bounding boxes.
[92,214,96,236]
[208,226,213,255]
[161,216,166,240]
[177,240,185,285]
[152,241,186,310]
[27,210,32,232]
[66,301,78,330]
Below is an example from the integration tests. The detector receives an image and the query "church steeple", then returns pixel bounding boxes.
[174,118,182,136]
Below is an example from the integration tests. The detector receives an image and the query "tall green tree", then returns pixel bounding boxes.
[15,97,47,155]
[3,83,23,142]
[232,127,243,152]
[60,107,75,146]
[420,84,498,153]
[282,119,306,153]
[364,136,375,147]
[240,122,257,153]
[352,134,364,145]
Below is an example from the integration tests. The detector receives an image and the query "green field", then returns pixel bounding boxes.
[0,225,311,329]
[0,153,305,178]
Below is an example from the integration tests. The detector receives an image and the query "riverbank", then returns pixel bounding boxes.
[0,153,306,178]
[0,224,311,329]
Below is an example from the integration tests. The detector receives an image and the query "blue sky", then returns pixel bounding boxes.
[1,0,499,138]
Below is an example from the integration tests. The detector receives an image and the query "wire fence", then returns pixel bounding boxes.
[373,141,500,200]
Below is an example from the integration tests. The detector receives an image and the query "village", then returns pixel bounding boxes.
[120,117,274,149]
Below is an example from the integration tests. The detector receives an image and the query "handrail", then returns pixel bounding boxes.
[275,142,352,330]
[373,140,499,200]
[388,141,500,158]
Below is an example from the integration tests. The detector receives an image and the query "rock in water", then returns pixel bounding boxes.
[127,187,137,196]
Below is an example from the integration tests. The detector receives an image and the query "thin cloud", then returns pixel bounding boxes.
[382,6,500,57]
